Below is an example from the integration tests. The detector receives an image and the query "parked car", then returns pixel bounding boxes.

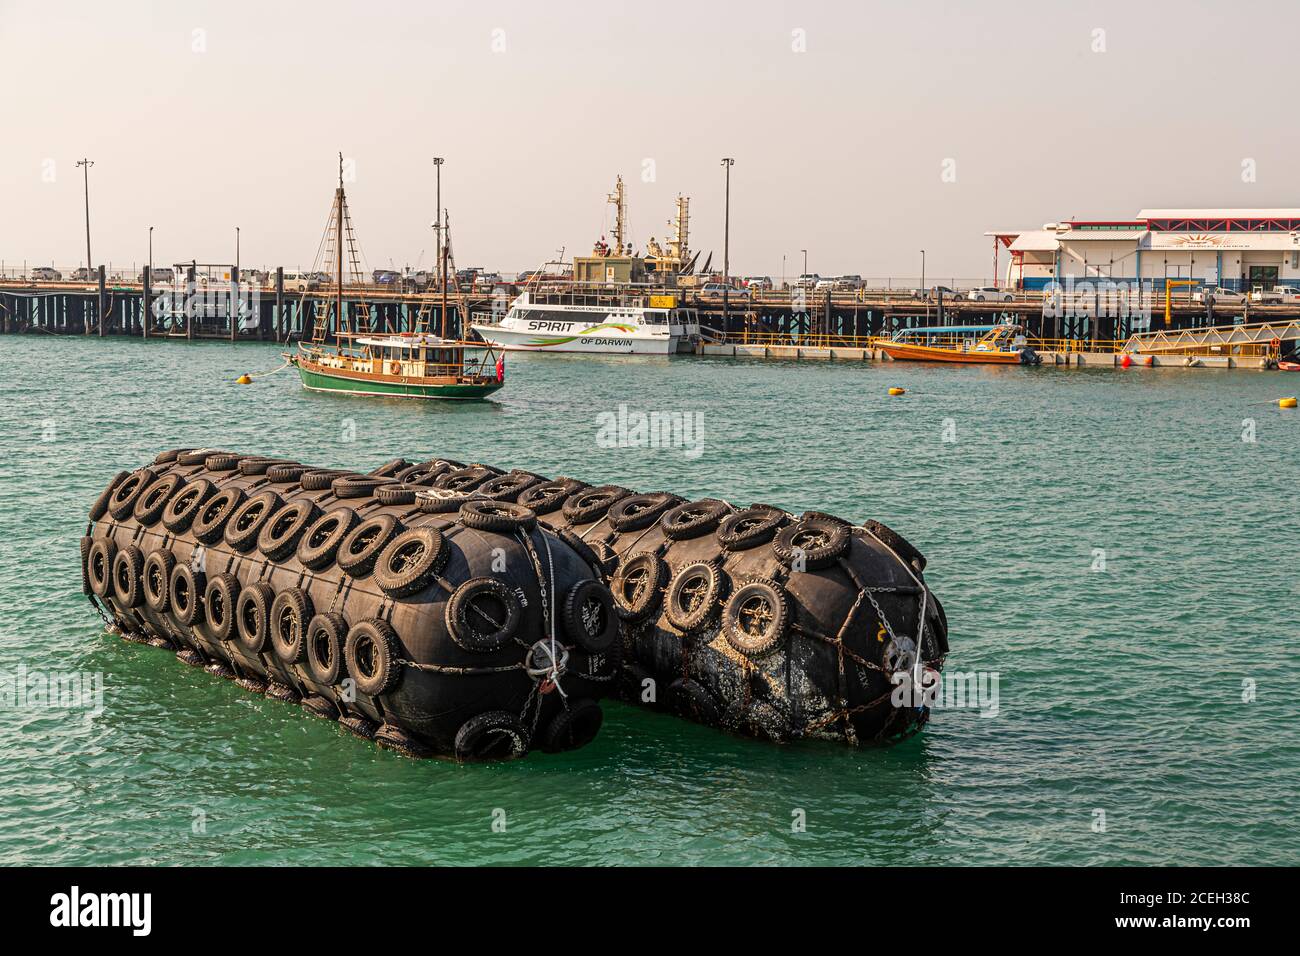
[745,276,773,291]
[372,269,401,286]
[31,267,62,281]
[1249,285,1300,304]
[795,273,821,289]
[698,282,748,298]
[70,267,95,282]
[915,285,961,301]
[282,270,319,293]
[834,275,864,291]
[1192,286,1244,305]
[966,286,1014,302]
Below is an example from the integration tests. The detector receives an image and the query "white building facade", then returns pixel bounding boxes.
[989,209,1300,292]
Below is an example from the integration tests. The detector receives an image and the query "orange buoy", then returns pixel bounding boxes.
[887,387,905,396]
[1281,397,1298,409]
[1120,354,1133,369]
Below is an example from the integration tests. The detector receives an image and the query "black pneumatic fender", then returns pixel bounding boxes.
[79,449,620,761]
[82,449,943,755]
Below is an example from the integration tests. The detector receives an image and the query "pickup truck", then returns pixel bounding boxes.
[1249,286,1300,303]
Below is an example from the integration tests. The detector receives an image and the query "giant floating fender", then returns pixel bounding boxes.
[82,450,620,762]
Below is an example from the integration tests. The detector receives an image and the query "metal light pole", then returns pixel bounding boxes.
[76,158,94,273]
[721,157,734,332]
[920,249,926,293]
[235,226,240,275]
[782,254,786,289]
[148,226,154,278]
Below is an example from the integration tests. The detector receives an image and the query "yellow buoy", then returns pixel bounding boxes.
[1280,396,1298,409]
[235,374,252,385]
[888,387,906,396]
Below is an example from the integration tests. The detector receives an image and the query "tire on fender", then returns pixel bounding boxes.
[204,572,241,642]
[306,612,348,686]
[610,551,668,621]
[772,517,849,571]
[169,563,206,626]
[722,578,790,658]
[343,619,401,696]
[269,587,314,665]
[374,527,447,598]
[143,550,175,612]
[235,582,274,654]
[336,515,402,578]
[111,545,145,608]
[87,539,116,598]
[561,579,618,653]
[664,560,728,633]
[296,507,359,570]
[445,577,521,653]
[453,711,528,762]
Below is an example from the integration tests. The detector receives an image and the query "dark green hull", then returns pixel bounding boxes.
[297,366,502,400]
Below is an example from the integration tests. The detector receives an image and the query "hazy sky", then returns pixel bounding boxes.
[3,0,1297,282]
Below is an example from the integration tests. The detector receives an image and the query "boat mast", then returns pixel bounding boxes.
[440,206,448,339]
[335,152,344,337]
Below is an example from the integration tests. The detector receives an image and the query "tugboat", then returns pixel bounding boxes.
[288,156,505,400]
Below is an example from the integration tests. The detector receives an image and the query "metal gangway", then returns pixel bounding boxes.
[1123,318,1300,355]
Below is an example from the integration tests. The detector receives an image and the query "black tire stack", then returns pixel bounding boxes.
[83,450,619,762]
[84,448,949,755]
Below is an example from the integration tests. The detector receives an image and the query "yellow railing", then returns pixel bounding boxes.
[717,331,1133,353]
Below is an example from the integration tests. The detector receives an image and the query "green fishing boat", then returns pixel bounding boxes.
[288,154,504,401]
[291,333,503,400]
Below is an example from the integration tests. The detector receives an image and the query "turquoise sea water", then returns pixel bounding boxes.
[0,335,1296,866]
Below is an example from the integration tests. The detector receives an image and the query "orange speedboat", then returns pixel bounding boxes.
[881,324,1038,364]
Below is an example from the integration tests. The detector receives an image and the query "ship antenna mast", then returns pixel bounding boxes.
[607,175,627,255]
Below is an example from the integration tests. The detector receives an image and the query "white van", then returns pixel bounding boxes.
[282,270,319,292]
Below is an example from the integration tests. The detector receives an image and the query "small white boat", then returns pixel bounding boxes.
[470,289,700,355]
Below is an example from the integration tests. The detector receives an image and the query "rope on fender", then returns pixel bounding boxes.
[516,527,568,700]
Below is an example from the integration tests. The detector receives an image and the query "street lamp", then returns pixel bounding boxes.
[148,226,154,280]
[801,249,808,279]
[920,249,926,292]
[721,157,734,330]
[235,226,240,277]
[76,158,94,275]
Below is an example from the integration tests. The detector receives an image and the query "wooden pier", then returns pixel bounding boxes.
[4,273,1300,348]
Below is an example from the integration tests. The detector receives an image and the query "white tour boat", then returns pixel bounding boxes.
[471,288,700,355]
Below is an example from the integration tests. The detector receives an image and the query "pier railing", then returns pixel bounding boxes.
[718,330,1132,353]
